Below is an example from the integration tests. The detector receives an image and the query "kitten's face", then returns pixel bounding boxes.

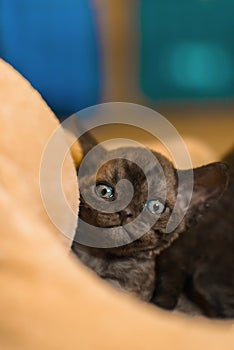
[77,146,228,256]
[79,148,178,255]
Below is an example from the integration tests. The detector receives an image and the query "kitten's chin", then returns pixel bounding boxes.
[105,228,160,257]
[107,225,140,248]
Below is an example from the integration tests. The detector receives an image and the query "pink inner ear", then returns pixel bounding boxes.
[194,162,229,202]
[176,163,229,228]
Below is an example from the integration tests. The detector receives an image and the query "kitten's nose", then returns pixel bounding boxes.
[119,209,134,225]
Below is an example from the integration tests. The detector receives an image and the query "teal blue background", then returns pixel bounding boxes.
[140,0,234,101]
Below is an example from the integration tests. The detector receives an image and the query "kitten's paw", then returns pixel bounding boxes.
[151,295,178,310]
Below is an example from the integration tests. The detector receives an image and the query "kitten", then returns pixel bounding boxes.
[72,131,228,302]
[152,147,234,318]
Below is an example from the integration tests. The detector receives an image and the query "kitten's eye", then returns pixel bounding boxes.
[146,199,166,215]
[95,184,114,199]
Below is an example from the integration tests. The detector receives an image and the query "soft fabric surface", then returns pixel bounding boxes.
[0,59,233,350]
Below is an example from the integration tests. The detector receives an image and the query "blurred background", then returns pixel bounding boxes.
[0,0,233,157]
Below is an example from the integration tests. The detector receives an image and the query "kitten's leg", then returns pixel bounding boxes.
[150,237,188,310]
[151,231,192,310]
[151,270,185,310]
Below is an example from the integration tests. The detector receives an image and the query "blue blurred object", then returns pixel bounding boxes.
[1,0,234,111]
[0,0,102,116]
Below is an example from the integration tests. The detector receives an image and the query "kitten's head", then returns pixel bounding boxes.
[75,131,229,256]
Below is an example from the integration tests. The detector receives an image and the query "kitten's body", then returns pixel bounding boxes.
[72,141,228,304]
[153,147,234,318]
[72,149,179,301]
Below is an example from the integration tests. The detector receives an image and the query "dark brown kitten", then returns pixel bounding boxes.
[72,132,228,302]
[152,147,234,318]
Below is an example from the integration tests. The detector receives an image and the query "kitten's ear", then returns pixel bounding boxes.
[62,115,106,169]
[177,162,229,225]
[78,129,103,157]
[77,128,107,175]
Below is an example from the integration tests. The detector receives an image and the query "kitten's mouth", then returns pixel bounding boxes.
[76,220,139,248]
[78,211,165,249]
[106,224,138,241]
